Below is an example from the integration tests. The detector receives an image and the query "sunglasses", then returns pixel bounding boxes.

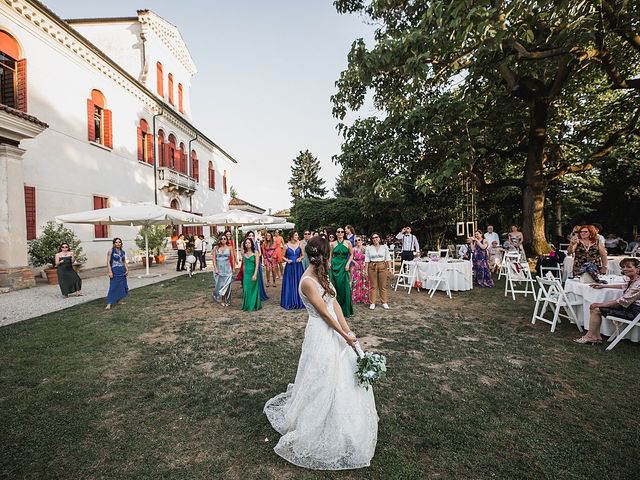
[371,236,379,239]
[336,230,344,233]
[61,245,69,249]
[579,230,589,233]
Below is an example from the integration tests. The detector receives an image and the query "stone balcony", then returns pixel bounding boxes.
[157,167,197,194]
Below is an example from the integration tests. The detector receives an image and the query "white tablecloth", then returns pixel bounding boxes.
[562,256,624,280]
[409,260,472,291]
[564,277,639,342]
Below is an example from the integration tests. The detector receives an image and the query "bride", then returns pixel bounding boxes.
[264,236,378,470]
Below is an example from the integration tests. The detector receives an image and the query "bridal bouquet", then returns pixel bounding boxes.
[353,341,387,390]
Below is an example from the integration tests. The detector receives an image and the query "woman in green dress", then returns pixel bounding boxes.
[329,227,354,316]
[241,237,262,311]
[55,243,82,298]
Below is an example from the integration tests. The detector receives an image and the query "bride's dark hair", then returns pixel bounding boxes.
[305,236,335,298]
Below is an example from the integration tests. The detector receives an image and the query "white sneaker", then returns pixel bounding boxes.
[382,303,389,309]
[369,304,375,310]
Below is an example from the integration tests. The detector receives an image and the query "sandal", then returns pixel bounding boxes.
[105,304,112,310]
[574,336,602,345]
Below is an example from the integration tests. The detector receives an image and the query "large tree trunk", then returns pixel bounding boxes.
[522,100,550,257]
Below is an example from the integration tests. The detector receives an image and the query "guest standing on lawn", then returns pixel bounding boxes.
[55,243,82,298]
[567,225,608,277]
[176,233,186,271]
[365,233,392,310]
[262,232,279,287]
[213,235,235,307]
[274,229,285,280]
[330,227,354,316]
[105,238,128,310]
[351,236,370,305]
[396,226,420,263]
[470,230,494,288]
[241,238,261,311]
[281,231,305,310]
[247,231,269,301]
[345,225,357,247]
[300,230,311,271]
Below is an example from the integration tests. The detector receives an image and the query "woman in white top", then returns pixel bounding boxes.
[176,233,186,271]
[365,232,393,310]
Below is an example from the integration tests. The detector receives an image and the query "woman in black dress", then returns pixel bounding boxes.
[55,243,82,298]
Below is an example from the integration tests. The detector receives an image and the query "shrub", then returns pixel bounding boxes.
[135,225,169,256]
[28,221,86,267]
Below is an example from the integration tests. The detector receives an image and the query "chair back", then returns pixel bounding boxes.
[439,249,450,259]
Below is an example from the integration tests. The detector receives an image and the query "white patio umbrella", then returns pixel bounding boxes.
[55,204,200,277]
[196,210,282,259]
[239,222,295,233]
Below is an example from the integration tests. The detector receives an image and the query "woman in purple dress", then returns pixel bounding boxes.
[470,230,494,288]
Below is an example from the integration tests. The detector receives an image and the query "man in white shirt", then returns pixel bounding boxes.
[484,225,500,247]
[396,226,419,263]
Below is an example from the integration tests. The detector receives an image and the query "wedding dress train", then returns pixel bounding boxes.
[264,276,378,470]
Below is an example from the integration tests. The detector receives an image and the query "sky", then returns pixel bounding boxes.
[44,0,376,213]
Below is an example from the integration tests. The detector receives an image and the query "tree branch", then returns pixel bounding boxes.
[596,31,640,90]
[504,38,571,60]
[548,55,573,98]
[602,0,640,53]
[545,163,593,182]
[592,107,640,158]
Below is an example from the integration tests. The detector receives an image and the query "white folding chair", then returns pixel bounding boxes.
[426,250,439,259]
[559,243,570,254]
[439,249,450,260]
[531,275,582,332]
[505,257,536,300]
[427,266,452,299]
[540,264,562,279]
[394,260,418,294]
[604,312,640,351]
[499,251,520,280]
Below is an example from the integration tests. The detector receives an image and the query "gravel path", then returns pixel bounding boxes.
[0,263,211,327]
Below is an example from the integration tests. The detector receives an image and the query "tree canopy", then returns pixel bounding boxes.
[288,149,328,202]
[332,0,640,254]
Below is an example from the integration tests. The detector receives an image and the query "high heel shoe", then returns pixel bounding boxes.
[574,336,602,345]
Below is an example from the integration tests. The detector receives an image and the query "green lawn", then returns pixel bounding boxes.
[1,275,638,479]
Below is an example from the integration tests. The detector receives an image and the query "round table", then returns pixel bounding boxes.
[563,277,639,342]
[562,256,624,280]
[409,260,472,292]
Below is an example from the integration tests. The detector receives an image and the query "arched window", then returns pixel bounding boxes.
[178,83,184,113]
[208,161,215,190]
[168,73,174,105]
[191,149,199,181]
[137,119,153,164]
[87,89,112,148]
[167,134,177,170]
[0,31,27,112]
[223,170,228,194]
[156,62,163,97]
[179,142,186,174]
[157,129,166,167]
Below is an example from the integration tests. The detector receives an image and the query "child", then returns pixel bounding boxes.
[488,240,503,274]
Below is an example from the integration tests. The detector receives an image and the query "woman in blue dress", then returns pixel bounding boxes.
[280,231,305,309]
[213,234,235,306]
[105,238,129,310]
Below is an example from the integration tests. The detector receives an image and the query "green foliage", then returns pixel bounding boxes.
[288,150,328,202]
[135,225,169,256]
[28,221,86,267]
[292,197,362,232]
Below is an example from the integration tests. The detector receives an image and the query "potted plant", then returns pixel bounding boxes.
[28,221,86,284]
[135,225,168,266]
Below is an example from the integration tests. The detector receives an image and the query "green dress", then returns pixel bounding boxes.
[242,254,262,311]
[330,240,353,317]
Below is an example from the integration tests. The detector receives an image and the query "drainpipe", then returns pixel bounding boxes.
[152,106,164,205]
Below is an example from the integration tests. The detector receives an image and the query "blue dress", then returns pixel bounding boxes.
[107,248,128,304]
[213,247,233,304]
[280,245,304,309]
[472,244,494,288]
[255,243,269,301]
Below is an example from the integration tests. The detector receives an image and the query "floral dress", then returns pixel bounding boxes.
[572,241,603,277]
[351,248,370,304]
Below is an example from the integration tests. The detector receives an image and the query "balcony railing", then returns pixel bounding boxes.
[158,167,197,192]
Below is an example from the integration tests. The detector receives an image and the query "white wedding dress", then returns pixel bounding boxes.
[264,276,378,470]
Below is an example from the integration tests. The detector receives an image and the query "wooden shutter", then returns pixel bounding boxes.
[24,186,36,240]
[137,127,143,162]
[93,196,108,238]
[211,169,215,190]
[223,171,227,194]
[104,109,113,149]
[193,159,199,181]
[87,99,95,141]
[16,59,27,112]
[146,134,154,164]
[163,144,171,168]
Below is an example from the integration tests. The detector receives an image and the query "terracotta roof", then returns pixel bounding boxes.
[229,197,265,212]
[273,209,290,218]
[0,104,48,128]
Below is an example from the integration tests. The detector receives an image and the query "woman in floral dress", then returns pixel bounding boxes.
[351,236,370,304]
[470,230,494,288]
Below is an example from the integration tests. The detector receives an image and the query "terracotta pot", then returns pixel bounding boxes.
[141,256,154,267]
[154,254,165,264]
[44,267,58,285]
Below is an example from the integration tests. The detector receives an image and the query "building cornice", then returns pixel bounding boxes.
[4,0,237,163]
[0,107,47,142]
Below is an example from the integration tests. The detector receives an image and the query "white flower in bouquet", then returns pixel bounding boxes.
[353,341,388,390]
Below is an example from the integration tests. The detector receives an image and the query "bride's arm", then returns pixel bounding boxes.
[300,279,356,347]
[331,299,353,337]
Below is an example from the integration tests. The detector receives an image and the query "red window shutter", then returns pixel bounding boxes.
[16,59,27,112]
[163,143,171,168]
[212,169,215,190]
[194,159,199,181]
[104,109,113,148]
[146,134,154,165]
[183,152,188,174]
[87,99,95,141]
[93,196,108,238]
[24,186,36,240]
[223,172,227,194]
[156,62,164,97]
[137,127,143,162]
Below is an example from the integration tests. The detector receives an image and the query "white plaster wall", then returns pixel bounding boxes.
[0,5,232,269]
[70,21,143,82]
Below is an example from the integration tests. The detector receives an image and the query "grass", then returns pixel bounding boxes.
[1,275,638,479]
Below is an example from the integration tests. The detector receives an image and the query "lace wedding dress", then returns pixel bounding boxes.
[264,276,378,470]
